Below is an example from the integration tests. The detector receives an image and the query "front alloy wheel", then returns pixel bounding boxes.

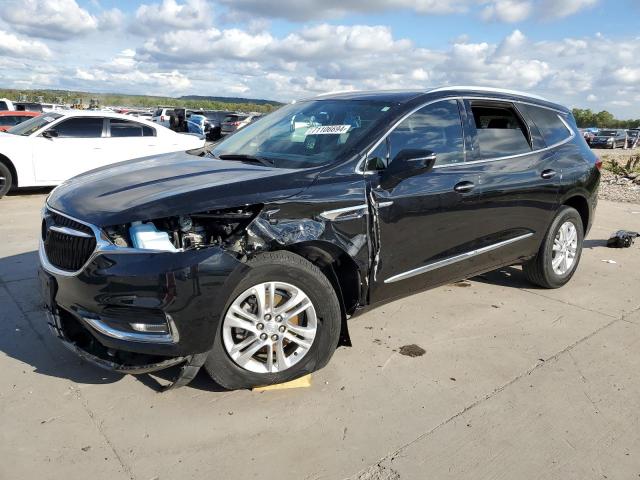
[205,251,341,390]
[222,281,318,373]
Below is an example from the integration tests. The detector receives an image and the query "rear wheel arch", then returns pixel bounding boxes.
[562,194,589,234]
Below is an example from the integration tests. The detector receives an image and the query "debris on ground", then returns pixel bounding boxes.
[601,259,618,264]
[453,280,472,287]
[607,230,639,248]
[398,344,426,357]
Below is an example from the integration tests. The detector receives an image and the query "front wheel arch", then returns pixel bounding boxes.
[0,154,17,188]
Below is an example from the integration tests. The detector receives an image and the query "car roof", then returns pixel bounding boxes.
[306,85,568,112]
[0,111,39,116]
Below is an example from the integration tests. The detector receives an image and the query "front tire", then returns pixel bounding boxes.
[523,206,584,289]
[0,162,12,198]
[205,251,341,390]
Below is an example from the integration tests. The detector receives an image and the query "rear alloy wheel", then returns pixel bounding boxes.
[205,251,341,390]
[0,162,12,198]
[523,206,584,289]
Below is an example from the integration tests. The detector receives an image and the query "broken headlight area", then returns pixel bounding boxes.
[103,205,263,254]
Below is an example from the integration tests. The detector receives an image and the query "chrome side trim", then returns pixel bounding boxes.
[83,315,179,344]
[49,225,93,238]
[383,232,534,284]
[319,204,368,221]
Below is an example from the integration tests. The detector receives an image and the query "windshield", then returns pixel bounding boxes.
[213,100,395,169]
[6,113,62,136]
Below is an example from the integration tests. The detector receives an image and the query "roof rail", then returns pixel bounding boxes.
[427,85,551,103]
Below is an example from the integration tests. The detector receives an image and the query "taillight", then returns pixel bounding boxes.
[161,115,165,122]
[231,121,241,126]
[595,157,602,171]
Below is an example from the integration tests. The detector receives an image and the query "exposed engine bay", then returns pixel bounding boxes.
[104,205,262,255]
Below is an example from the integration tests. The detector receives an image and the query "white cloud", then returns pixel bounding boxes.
[98,8,125,30]
[218,0,471,21]
[540,0,598,19]
[481,0,533,23]
[0,0,98,40]
[132,0,212,34]
[0,30,52,59]
[219,0,597,23]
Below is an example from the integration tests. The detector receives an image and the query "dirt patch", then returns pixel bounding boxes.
[399,344,426,357]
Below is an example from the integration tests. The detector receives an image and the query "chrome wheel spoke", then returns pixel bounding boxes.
[286,321,315,339]
[266,341,275,373]
[275,339,290,371]
[225,314,256,333]
[284,331,312,349]
[235,338,265,365]
[230,335,258,356]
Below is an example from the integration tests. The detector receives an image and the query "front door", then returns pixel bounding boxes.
[366,99,485,303]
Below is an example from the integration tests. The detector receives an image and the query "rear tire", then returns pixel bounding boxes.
[523,206,584,289]
[0,162,13,198]
[205,251,341,390]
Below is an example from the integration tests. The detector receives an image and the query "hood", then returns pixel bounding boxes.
[47,151,318,226]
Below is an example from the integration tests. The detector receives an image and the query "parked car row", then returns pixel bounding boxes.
[151,107,262,140]
[580,127,640,149]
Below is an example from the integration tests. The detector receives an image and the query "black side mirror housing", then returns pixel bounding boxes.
[42,129,58,139]
[379,149,437,190]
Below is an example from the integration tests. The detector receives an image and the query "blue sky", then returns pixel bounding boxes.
[0,0,638,117]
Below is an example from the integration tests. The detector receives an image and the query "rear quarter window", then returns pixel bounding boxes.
[520,105,573,147]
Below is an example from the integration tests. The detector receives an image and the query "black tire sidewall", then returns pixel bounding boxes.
[0,163,12,197]
[540,207,584,287]
[205,252,341,390]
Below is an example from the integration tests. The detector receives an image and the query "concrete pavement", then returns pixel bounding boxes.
[1,191,639,480]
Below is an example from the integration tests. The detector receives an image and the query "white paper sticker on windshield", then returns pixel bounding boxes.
[306,125,351,135]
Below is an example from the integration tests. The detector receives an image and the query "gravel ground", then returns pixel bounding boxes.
[594,146,640,204]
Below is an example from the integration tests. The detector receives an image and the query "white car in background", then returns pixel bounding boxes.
[0,111,205,197]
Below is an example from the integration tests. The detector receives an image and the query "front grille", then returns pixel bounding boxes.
[42,209,97,272]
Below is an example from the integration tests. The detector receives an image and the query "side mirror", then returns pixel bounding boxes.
[380,149,437,190]
[42,129,58,139]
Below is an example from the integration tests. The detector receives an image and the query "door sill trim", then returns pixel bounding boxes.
[383,233,534,284]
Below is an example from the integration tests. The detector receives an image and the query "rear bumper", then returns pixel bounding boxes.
[40,244,248,372]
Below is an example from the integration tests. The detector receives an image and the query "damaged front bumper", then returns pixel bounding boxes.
[39,242,249,381]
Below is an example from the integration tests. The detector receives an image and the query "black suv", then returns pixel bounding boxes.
[39,87,600,389]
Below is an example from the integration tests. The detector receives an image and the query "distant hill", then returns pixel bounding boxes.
[0,88,282,113]
[180,95,282,106]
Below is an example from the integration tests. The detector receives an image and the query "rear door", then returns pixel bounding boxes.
[33,116,107,183]
[459,99,563,272]
[107,118,159,163]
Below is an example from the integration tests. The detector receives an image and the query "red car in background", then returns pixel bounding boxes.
[0,111,40,131]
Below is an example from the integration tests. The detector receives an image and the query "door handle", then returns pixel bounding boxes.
[541,169,557,179]
[453,181,475,193]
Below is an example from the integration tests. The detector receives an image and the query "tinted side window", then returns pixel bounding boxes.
[520,105,572,146]
[388,100,464,166]
[0,101,8,110]
[53,118,104,138]
[470,102,531,159]
[110,119,144,137]
[0,116,18,125]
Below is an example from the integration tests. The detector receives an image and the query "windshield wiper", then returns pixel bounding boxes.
[217,154,274,167]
